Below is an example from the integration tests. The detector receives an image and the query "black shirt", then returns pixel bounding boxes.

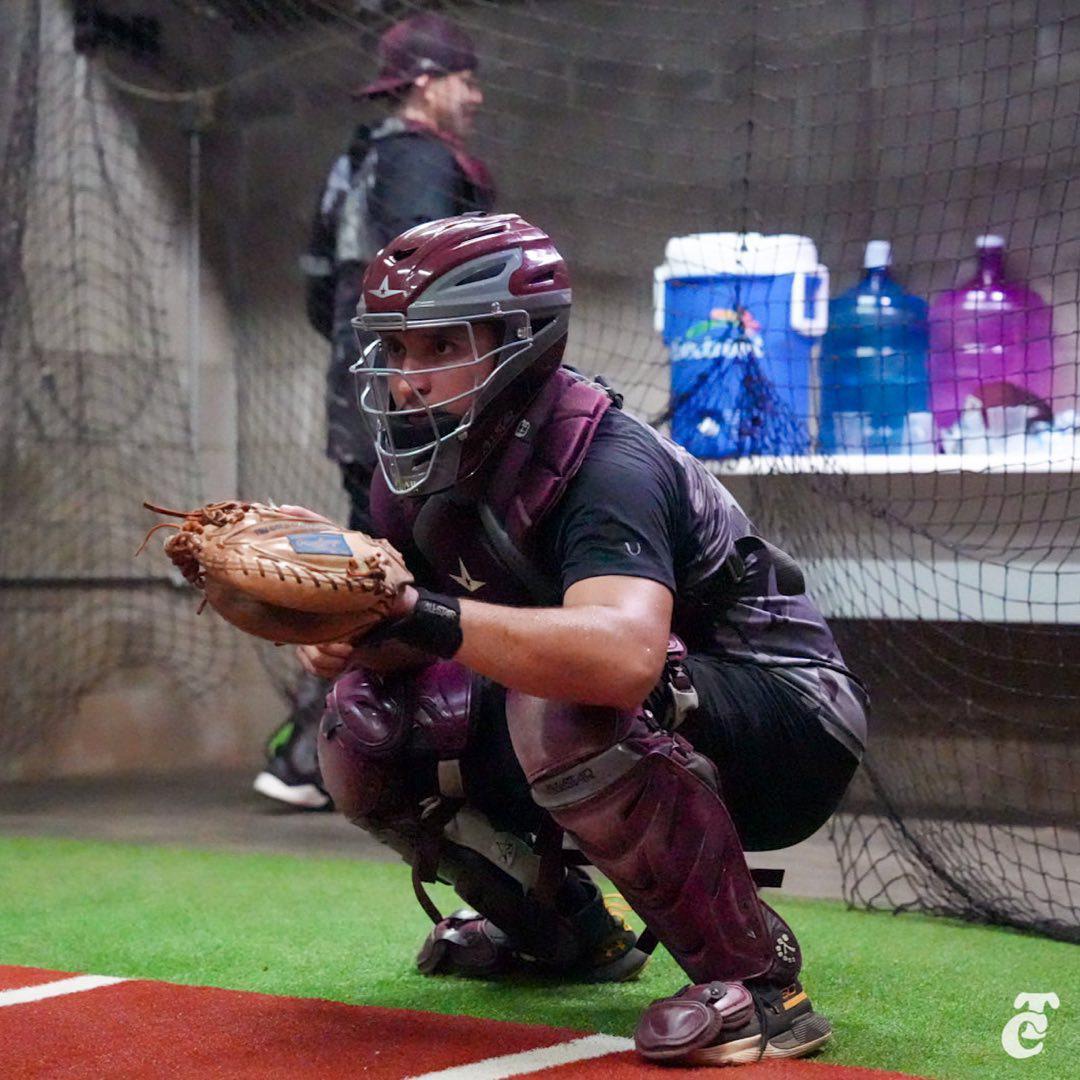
[369,134,487,248]
[533,406,866,754]
[536,407,682,596]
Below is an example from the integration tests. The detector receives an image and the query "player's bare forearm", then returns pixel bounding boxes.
[455,576,673,711]
[454,603,653,708]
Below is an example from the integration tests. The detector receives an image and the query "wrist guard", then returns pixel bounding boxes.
[389,588,463,659]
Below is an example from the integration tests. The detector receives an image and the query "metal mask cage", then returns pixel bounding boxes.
[348,312,533,495]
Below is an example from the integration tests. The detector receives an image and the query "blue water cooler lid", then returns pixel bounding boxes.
[653,232,827,335]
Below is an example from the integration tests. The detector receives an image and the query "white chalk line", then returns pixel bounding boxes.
[405,1032,635,1079]
[0,974,127,1007]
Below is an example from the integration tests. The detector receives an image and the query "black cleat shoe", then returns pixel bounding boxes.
[253,717,333,811]
[570,891,651,982]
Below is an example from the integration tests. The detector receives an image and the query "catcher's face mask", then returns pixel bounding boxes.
[351,313,533,496]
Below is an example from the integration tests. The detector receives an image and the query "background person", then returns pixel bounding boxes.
[255,13,495,809]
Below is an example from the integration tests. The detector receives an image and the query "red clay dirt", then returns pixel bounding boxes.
[0,965,923,1078]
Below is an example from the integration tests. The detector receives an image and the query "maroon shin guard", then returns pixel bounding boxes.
[506,694,777,984]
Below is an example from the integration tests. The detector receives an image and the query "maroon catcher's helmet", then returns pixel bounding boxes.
[351,212,571,496]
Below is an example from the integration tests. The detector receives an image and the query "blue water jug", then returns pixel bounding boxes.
[819,241,930,453]
[655,233,829,458]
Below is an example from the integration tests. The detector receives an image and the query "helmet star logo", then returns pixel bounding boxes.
[371,275,406,299]
[449,558,485,593]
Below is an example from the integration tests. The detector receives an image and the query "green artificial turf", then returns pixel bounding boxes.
[1,836,1075,1079]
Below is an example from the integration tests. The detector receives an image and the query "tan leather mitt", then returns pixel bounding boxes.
[138,500,413,644]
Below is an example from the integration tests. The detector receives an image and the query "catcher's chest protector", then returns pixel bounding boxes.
[372,369,611,604]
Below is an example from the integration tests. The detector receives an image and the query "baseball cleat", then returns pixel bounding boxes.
[635,978,831,1066]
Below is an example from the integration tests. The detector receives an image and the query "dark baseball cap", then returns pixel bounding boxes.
[353,13,478,100]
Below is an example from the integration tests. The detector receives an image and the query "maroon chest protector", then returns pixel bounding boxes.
[371,369,612,605]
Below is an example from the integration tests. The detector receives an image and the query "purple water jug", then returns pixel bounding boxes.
[928,235,1054,434]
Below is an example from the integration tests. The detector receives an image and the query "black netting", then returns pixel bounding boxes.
[1,0,1076,941]
[0,0,237,762]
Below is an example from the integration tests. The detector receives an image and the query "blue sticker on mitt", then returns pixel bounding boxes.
[287,532,352,556]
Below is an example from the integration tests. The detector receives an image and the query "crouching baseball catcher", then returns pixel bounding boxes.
[152,212,869,1067]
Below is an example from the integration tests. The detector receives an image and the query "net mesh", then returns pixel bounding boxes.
[0,0,238,767]
[1,0,1076,941]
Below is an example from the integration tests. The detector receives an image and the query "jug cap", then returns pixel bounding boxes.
[975,234,1005,249]
[864,240,891,268]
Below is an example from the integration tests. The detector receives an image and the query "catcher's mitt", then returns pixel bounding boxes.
[138,500,413,644]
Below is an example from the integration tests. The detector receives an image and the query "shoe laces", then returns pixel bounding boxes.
[747,986,771,1061]
[602,891,634,927]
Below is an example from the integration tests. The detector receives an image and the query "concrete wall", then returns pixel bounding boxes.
[0,1,28,154]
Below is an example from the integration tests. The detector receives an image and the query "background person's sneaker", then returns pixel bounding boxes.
[253,717,332,810]
[635,979,831,1066]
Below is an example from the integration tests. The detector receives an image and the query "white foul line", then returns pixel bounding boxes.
[405,1033,634,1080]
[0,975,127,1007]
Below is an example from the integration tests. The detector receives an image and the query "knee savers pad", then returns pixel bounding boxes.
[317,661,473,829]
[506,693,775,985]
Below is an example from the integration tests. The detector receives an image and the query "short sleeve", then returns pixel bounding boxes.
[540,415,680,596]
